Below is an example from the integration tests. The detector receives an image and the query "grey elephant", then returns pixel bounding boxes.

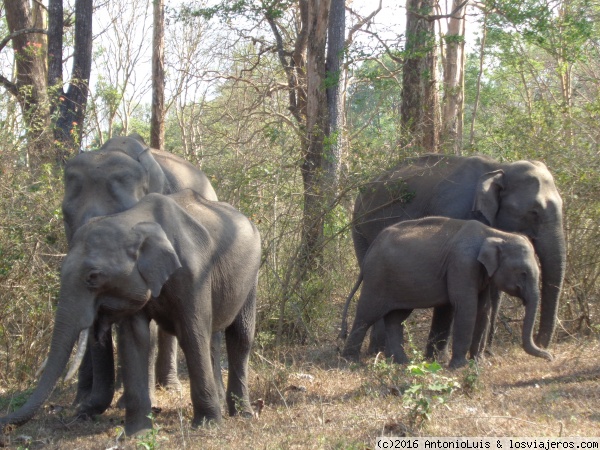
[341,217,553,368]
[0,190,260,436]
[62,134,220,418]
[352,154,565,356]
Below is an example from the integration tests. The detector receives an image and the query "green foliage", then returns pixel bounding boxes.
[0,150,65,387]
[465,0,600,333]
[360,358,460,429]
[137,414,162,449]
[402,362,460,428]
[0,388,35,413]
[461,360,482,394]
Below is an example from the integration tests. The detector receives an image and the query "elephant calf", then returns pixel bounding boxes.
[341,217,553,368]
[0,190,260,436]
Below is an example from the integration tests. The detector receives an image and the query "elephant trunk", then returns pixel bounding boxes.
[521,287,553,361]
[533,223,566,348]
[0,288,94,429]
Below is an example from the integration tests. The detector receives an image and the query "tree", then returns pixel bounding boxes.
[440,0,467,154]
[401,0,440,152]
[151,0,165,149]
[48,0,93,162]
[2,0,50,166]
[87,0,152,144]
[0,0,93,166]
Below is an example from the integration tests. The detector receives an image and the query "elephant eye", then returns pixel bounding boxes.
[86,269,104,289]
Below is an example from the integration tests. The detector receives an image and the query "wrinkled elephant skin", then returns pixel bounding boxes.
[351,154,565,356]
[1,190,260,436]
[342,217,553,368]
[61,135,220,417]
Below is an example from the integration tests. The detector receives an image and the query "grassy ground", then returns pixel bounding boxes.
[1,314,599,449]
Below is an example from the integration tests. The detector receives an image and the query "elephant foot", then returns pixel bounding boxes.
[341,350,360,363]
[448,357,469,370]
[76,396,112,419]
[156,378,182,392]
[125,419,153,438]
[191,412,222,428]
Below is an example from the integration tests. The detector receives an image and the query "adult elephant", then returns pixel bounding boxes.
[61,134,219,418]
[351,153,565,356]
[0,190,260,436]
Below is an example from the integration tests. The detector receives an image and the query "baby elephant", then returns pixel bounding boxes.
[341,217,553,368]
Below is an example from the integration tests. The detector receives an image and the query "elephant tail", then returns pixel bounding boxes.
[339,273,364,340]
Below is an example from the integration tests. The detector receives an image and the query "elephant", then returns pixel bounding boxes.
[61,134,220,418]
[351,154,565,357]
[341,217,553,368]
[0,190,261,436]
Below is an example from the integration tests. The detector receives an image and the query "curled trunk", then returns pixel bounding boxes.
[521,288,553,361]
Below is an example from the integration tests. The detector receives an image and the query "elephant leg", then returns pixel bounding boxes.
[469,287,492,359]
[211,331,226,404]
[180,334,222,426]
[425,304,453,360]
[155,328,181,391]
[342,292,385,361]
[485,287,503,355]
[76,328,115,418]
[366,319,386,355]
[383,309,412,364]
[449,301,477,369]
[178,293,222,426]
[116,321,157,409]
[225,287,256,417]
[118,314,153,436]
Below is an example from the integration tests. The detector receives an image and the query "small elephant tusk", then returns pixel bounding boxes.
[35,357,48,378]
[64,328,90,382]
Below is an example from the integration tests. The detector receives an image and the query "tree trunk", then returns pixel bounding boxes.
[441,0,467,155]
[300,0,331,271]
[325,0,345,193]
[469,10,487,148]
[151,0,165,150]
[48,0,93,164]
[4,0,51,167]
[401,0,439,152]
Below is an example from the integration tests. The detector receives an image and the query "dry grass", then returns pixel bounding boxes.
[1,323,598,449]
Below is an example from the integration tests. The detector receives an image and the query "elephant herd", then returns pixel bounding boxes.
[0,136,566,437]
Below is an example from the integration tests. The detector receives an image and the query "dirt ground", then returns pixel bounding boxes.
[1,321,598,450]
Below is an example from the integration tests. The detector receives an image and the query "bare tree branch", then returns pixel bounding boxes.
[345,0,382,48]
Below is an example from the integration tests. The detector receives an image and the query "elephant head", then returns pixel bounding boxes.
[472,160,566,347]
[477,234,552,361]
[0,219,181,428]
[61,136,168,242]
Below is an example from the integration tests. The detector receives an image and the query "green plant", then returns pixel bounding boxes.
[361,357,407,398]
[137,414,162,450]
[462,359,482,393]
[402,362,460,428]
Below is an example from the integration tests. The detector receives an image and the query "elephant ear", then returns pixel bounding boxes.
[137,148,168,193]
[477,237,503,277]
[116,135,167,193]
[472,170,505,226]
[130,222,182,297]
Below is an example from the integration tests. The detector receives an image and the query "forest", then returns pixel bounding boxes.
[0,0,599,447]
